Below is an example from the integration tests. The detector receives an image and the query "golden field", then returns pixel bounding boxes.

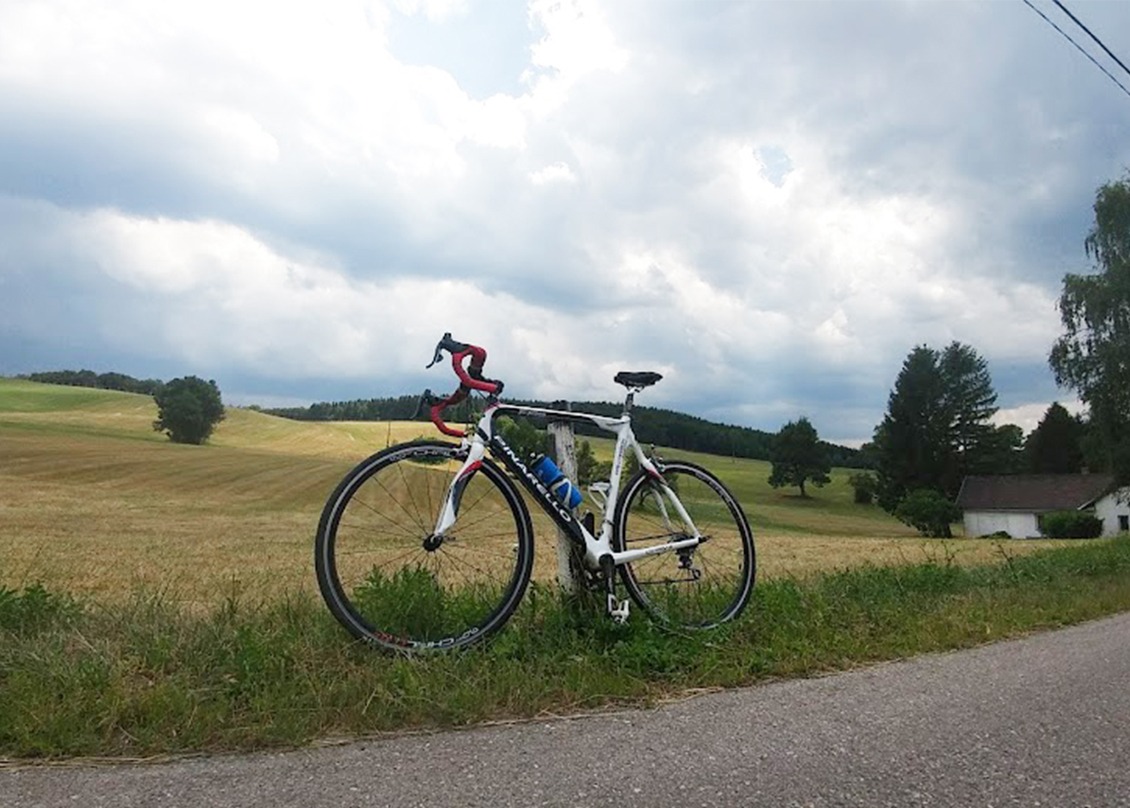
[0,379,1077,606]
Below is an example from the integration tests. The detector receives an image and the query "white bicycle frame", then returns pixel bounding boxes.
[433,401,703,573]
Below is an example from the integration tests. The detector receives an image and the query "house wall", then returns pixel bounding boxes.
[963,511,1040,539]
[1094,488,1130,537]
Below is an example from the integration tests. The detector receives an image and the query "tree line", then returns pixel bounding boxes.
[764,171,1129,538]
[765,345,1099,535]
[264,396,866,468]
[23,370,165,395]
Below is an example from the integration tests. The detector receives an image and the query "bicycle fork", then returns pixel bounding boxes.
[432,443,489,539]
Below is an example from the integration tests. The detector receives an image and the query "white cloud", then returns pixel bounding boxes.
[995,400,1086,437]
[527,0,628,78]
[69,208,527,377]
[522,0,629,117]
[528,161,577,185]
[392,0,468,22]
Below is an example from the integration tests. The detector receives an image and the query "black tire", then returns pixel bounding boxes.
[612,460,754,629]
[315,440,534,652]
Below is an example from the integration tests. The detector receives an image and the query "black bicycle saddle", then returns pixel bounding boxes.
[614,371,663,389]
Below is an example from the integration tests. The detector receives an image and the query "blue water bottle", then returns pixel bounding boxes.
[531,454,583,509]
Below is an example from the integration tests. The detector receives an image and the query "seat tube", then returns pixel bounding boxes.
[600,423,634,532]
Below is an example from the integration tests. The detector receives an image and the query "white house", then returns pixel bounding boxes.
[955,474,1130,538]
[1095,489,1130,536]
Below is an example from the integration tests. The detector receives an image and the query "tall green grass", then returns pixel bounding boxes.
[3,538,1129,760]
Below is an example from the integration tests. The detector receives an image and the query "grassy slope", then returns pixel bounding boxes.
[0,379,1073,604]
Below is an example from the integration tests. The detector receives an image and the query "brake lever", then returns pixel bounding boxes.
[425,342,445,369]
[413,389,436,419]
[425,331,469,369]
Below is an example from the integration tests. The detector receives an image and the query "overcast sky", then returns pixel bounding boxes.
[2,0,1129,446]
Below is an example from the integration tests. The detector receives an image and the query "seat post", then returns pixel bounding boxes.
[613,371,661,416]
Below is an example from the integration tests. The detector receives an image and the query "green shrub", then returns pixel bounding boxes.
[1040,510,1103,539]
[495,416,549,461]
[0,583,82,635]
[895,488,961,538]
[848,472,878,505]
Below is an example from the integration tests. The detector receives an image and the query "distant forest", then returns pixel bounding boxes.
[265,395,867,469]
[21,369,165,395]
[18,370,866,468]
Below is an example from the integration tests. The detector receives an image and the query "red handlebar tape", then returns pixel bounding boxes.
[430,344,498,438]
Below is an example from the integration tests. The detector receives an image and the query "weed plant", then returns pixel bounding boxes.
[3,537,1129,760]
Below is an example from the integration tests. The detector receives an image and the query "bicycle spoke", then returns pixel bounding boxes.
[315,442,533,652]
[614,463,754,629]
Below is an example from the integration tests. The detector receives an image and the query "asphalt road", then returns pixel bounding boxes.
[5,612,1130,807]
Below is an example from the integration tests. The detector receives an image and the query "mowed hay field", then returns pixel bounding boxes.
[0,378,1077,607]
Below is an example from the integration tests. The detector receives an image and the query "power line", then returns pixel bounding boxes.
[1020,0,1130,101]
[1051,0,1130,82]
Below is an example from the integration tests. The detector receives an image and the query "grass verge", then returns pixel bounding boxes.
[3,538,1130,760]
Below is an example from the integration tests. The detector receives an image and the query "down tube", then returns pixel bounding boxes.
[487,435,589,547]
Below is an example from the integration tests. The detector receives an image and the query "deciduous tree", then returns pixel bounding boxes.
[847,471,878,505]
[152,376,225,445]
[981,424,1026,475]
[768,417,831,498]
[895,488,962,538]
[495,416,548,461]
[574,439,601,485]
[1049,174,1130,484]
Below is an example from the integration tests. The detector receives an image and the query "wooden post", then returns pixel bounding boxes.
[548,416,582,594]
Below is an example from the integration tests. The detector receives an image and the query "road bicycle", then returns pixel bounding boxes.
[314,333,755,652]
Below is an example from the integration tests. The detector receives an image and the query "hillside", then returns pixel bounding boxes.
[2,378,1071,608]
[13,370,865,466]
[266,394,867,468]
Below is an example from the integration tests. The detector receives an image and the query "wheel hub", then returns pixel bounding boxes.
[422,533,445,552]
[677,547,702,581]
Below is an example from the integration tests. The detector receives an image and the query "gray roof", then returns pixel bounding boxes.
[956,474,1116,512]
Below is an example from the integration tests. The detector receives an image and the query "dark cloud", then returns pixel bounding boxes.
[2,0,1128,443]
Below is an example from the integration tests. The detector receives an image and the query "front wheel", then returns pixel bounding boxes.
[315,440,534,652]
[612,460,755,629]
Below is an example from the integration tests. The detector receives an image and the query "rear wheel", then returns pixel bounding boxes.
[613,461,754,629]
[315,440,533,652]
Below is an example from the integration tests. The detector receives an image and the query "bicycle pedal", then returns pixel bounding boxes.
[607,594,630,624]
